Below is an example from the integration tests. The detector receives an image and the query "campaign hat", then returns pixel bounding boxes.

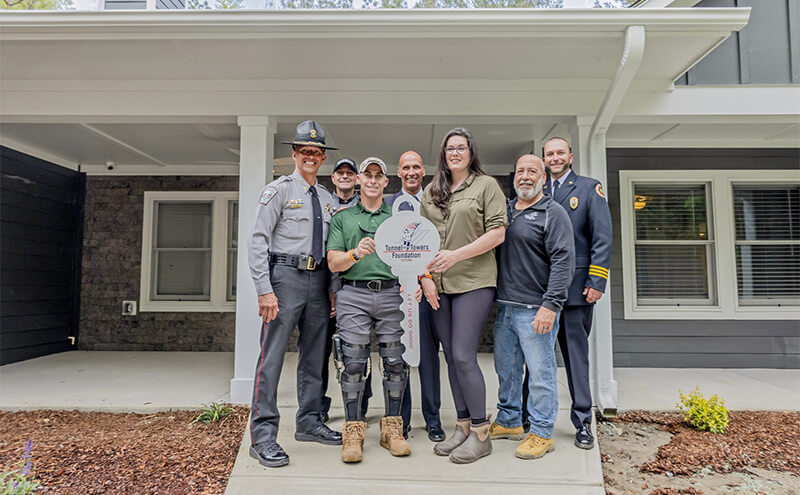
[281,120,338,150]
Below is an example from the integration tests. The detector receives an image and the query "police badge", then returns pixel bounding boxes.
[570,196,579,210]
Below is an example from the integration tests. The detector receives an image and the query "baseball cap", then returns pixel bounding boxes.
[358,157,387,175]
[333,158,357,173]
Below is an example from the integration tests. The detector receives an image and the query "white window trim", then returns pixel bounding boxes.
[620,170,799,320]
[140,191,239,312]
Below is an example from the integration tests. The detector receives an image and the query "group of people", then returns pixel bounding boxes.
[247,120,612,468]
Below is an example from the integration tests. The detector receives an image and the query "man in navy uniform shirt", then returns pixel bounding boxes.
[538,136,612,450]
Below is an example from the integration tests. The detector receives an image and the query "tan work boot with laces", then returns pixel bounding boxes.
[489,421,525,440]
[514,432,555,459]
[341,420,367,463]
[379,416,411,457]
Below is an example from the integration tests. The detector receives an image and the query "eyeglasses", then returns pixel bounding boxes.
[445,146,469,155]
[296,148,324,158]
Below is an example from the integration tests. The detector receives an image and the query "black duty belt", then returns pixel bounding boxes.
[343,279,399,292]
[269,253,326,271]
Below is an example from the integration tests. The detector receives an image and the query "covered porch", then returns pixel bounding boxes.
[2,7,780,413]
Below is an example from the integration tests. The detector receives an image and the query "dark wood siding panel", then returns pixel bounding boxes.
[0,146,84,365]
[606,148,800,369]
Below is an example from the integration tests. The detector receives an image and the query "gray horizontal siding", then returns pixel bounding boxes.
[606,148,800,369]
[104,0,146,8]
[677,0,799,85]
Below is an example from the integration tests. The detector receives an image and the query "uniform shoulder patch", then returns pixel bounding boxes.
[260,186,279,205]
[594,183,606,200]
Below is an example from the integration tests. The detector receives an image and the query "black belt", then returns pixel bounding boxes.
[343,279,398,292]
[269,253,326,271]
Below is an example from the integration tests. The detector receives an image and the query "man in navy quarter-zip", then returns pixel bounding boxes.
[490,154,575,460]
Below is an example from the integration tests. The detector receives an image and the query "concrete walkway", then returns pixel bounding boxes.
[2,351,798,494]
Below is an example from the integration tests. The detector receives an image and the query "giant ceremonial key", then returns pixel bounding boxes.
[374,194,439,367]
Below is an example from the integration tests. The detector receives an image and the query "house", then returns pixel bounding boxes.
[0,0,797,412]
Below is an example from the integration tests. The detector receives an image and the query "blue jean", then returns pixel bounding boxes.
[493,302,560,439]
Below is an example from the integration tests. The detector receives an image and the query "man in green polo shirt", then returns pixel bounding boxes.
[327,157,411,464]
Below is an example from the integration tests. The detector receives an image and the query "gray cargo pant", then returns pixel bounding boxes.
[250,264,330,445]
[335,284,404,345]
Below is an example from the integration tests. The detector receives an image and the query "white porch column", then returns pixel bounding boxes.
[231,116,276,404]
[569,116,619,415]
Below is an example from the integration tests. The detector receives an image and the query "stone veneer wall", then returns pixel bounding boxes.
[79,176,238,351]
[79,174,512,352]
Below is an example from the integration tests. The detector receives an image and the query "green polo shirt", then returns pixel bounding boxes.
[327,200,396,282]
[421,174,508,294]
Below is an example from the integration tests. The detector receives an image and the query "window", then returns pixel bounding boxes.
[633,183,715,306]
[620,170,798,320]
[733,185,800,306]
[140,191,238,312]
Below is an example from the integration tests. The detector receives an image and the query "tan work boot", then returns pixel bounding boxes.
[379,416,411,457]
[341,421,366,463]
[449,422,492,464]
[515,432,555,459]
[433,419,470,456]
[489,422,525,440]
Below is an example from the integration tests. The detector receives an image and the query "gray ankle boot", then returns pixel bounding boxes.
[433,419,470,456]
[448,422,492,464]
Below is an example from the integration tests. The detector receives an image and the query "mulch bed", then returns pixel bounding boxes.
[0,407,249,495]
[607,410,800,476]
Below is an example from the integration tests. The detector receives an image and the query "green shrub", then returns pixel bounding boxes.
[677,387,729,434]
[1,440,39,495]
[191,402,234,425]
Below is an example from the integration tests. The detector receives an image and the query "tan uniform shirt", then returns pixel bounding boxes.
[421,174,508,294]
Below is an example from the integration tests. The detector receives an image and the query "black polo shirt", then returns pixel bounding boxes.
[496,195,575,312]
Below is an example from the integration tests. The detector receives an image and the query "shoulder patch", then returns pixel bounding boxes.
[595,183,606,200]
[260,186,278,205]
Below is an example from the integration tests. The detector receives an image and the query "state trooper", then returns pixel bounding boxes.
[248,120,342,468]
[327,157,412,463]
[533,136,612,450]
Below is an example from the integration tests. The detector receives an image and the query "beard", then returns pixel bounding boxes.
[515,180,542,201]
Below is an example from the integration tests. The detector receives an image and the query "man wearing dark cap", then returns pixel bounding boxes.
[327,157,412,463]
[320,156,366,423]
[248,120,342,468]
[331,157,359,209]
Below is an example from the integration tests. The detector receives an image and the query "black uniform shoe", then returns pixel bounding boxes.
[575,424,595,450]
[425,424,446,442]
[295,423,342,445]
[250,441,290,468]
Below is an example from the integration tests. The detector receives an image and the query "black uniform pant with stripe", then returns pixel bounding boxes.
[249,265,330,446]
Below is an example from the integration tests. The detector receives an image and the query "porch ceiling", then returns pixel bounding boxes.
[2,7,781,176]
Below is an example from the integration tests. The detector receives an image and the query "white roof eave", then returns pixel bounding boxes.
[0,8,750,41]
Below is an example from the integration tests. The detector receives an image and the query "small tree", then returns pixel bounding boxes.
[1,0,73,9]
[216,0,243,8]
